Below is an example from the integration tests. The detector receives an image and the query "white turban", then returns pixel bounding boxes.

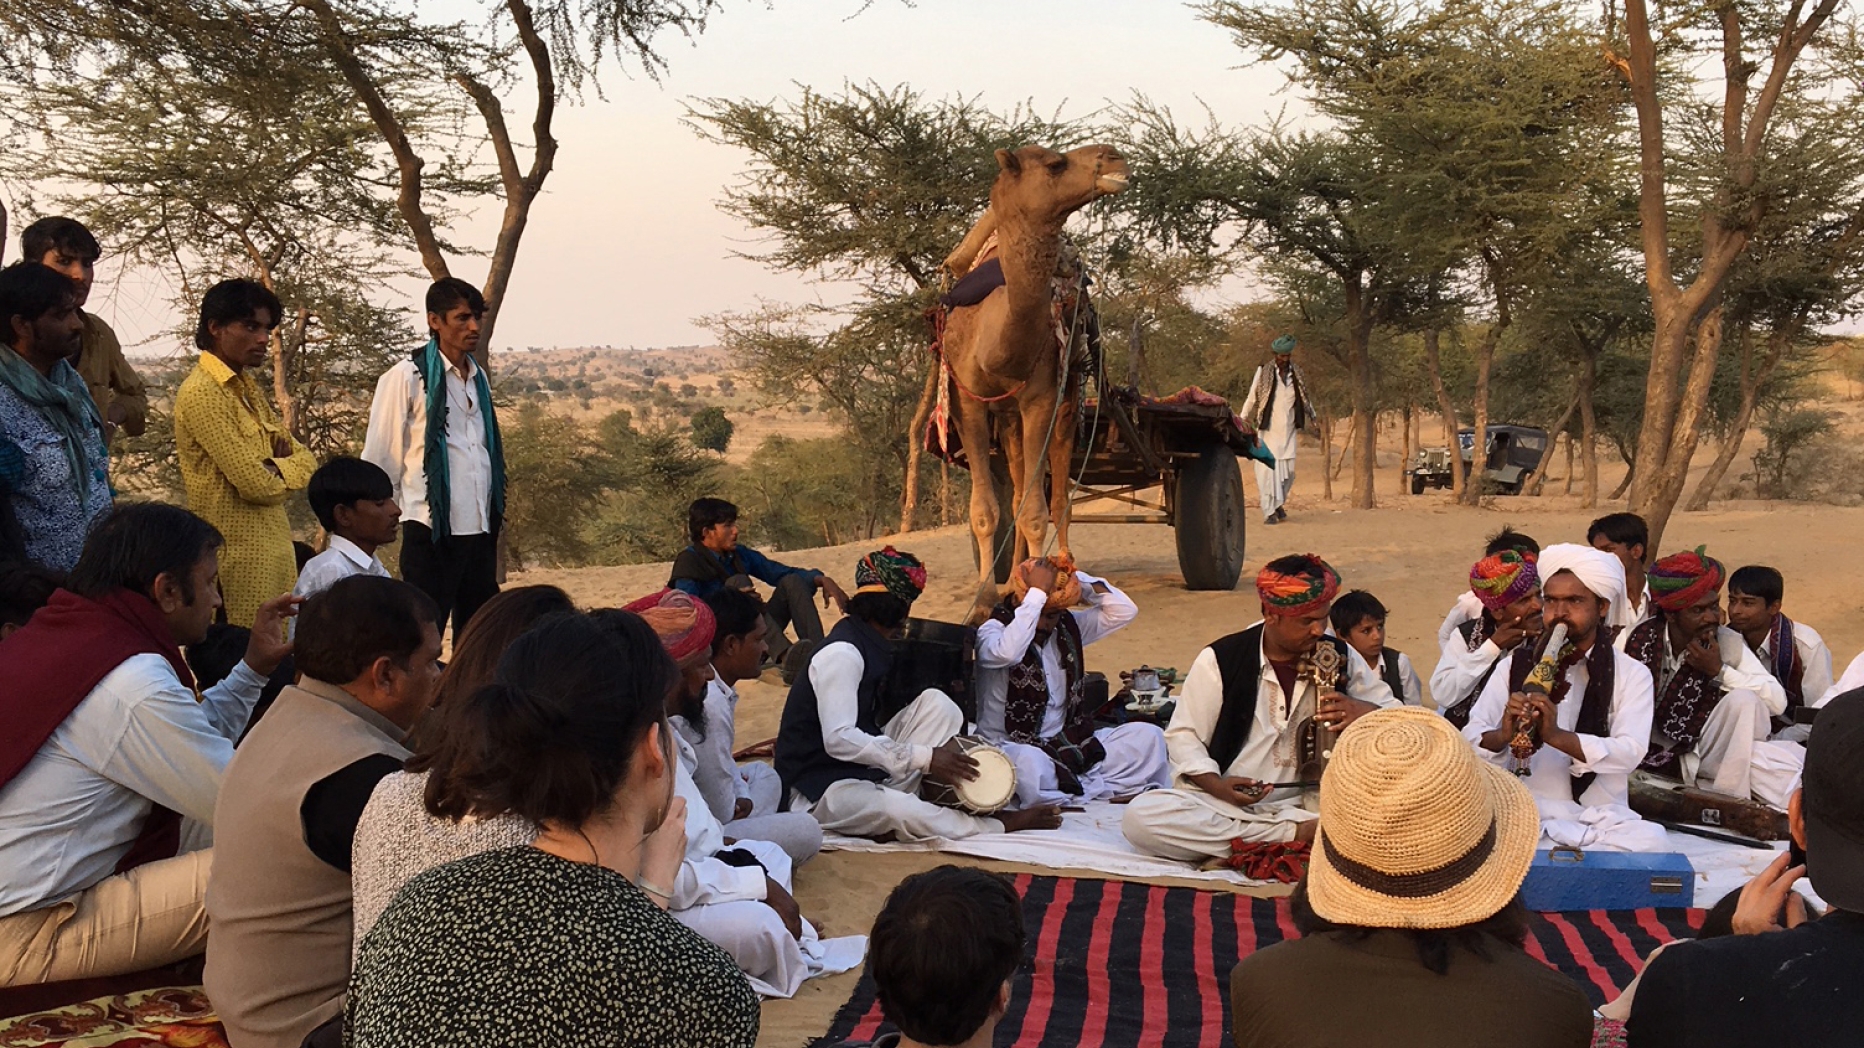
[1536,543,1628,629]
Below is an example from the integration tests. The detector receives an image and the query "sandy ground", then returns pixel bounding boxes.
[509,465,1863,1046]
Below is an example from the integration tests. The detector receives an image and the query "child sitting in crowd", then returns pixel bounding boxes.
[1330,589,1422,706]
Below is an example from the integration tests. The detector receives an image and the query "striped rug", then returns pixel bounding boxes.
[814,874,1702,1048]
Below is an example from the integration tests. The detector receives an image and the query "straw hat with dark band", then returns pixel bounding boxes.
[1306,706,1540,929]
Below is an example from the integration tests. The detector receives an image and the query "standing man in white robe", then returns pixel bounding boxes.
[1122,555,1399,864]
[1463,543,1667,852]
[1238,335,1316,526]
[974,557,1165,808]
[1622,548,1800,810]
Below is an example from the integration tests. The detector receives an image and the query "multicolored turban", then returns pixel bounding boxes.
[624,588,716,666]
[1648,546,1726,613]
[1256,554,1341,618]
[1271,334,1298,355]
[854,546,927,604]
[1011,553,1083,608]
[1470,550,1539,614]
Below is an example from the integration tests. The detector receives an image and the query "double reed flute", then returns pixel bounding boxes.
[1507,621,1569,774]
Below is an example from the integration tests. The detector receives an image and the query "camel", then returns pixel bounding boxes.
[934,143,1128,619]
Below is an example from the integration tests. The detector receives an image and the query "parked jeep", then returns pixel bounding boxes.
[1406,424,1548,495]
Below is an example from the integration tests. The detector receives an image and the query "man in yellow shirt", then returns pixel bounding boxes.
[21,218,147,442]
[173,279,317,628]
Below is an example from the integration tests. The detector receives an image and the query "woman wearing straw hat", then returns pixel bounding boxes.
[1230,707,1593,1048]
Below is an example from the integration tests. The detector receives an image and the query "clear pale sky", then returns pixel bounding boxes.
[87,1,1294,353]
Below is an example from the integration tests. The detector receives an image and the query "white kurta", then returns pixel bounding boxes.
[974,573,1164,805]
[1822,649,1864,705]
[790,642,1001,841]
[676,676,820,865]
[1121,627,1398,861]
[671,734,862,998]
[1245,365,1300,521]
[1436,591,1485,651]
[1461,640,1667,852]
[1753,619,1834,743]
[1431,618,1515,716]
[1647,626,1800,808]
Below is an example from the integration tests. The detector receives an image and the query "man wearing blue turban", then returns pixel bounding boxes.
[1238,335,1316,525]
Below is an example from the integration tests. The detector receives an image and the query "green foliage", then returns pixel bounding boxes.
[726,435,877,551]
[689,405,734,453]
[1752,407,1836,500]
[501,401,611,568]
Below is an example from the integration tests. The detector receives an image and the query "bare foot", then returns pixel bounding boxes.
[1292,820,1319,845]
[998,806,1064,832]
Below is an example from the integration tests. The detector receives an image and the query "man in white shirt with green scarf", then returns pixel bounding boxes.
[362,278,506,642]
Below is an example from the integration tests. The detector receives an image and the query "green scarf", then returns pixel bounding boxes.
[0,344,103,502]
[412,338,505,542]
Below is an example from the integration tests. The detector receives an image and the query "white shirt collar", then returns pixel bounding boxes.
[326,533,379,570]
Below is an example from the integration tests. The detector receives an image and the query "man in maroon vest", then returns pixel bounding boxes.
[0,503,296,986]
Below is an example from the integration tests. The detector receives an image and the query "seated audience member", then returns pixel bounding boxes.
[1588,511,1651,635]
[975,556,1166,807]
[1626,691,1864,1047]
[690,586,823,863]
[1231,707,1593,1048]
[206,576,442,1048]
[1330,589,1421,706]
[344,613,758,1048]
[1122,555,1399,865]
[0,504,294,985]
[0,560,60,637]
[832,866,1026,1048]
[1624,548,1799,809]
[0,261,111,572]
[1463,544,1664,851]
[1437,526,1539,650]
[295,457,399,601]
[670,497,850,678]
[1725,565,1834,741]
[776,547,1062,841]
[624,591,859,998]
[350,585,575,949]
[1435,551,1542,727]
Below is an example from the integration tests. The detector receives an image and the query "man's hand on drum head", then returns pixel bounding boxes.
[998,805,1065,832]
[928,739,982,785]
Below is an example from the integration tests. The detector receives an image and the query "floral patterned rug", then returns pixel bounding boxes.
[0,987,226,1048]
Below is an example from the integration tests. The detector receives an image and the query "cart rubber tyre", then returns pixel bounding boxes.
[969,451,1017,585]
[1175,443,1245,591]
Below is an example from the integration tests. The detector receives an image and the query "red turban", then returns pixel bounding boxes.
[1648,546,1726,613]
[624,588,716,666]
[1256,554,1342,618]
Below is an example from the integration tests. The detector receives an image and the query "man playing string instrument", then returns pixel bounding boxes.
[1623,548,1801,810]
[1435,550,1543,729]
[1462,544,1666,852]
[974,556,1166,808]
[1121,555,1395,868]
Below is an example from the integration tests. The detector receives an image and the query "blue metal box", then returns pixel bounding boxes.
[1521,847,1695,910]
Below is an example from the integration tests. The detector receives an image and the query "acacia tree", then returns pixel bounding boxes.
[1613,0,1844,548]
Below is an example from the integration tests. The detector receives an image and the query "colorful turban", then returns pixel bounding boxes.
[624,588,716,666]
[1256,554,1341,618]
[854,546,927,604]
[1470,550,1539,613]
[1648,546,1726,613]
[1011,553,1083,608]
[1271,335,1298,355]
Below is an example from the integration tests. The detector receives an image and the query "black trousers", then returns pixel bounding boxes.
[399,521,499,642]
[763,571,824,657]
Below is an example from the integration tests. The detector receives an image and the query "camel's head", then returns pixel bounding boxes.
[989,144,1129,225]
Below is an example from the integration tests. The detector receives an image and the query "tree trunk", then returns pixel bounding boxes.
[1609,457,1635,500]
[1635,304,1727,549]
[1529,394,1578,497]
[1686,319,1800,511]
[1345,286,1377,509]
[1332,414,1356,482]
[1318,414,1335,502]
[1397,403,1413,496]
[271,306,311,443]
[1422,328,1463,496]
[900,363,939,531]
[1563,432,1574,495]
[1460,319,1508,505]
[1579,343,1600,507]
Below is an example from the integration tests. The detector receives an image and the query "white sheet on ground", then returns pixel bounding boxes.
[818,799,1808,907]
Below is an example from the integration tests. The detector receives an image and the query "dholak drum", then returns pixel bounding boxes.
[923,735,1018,815]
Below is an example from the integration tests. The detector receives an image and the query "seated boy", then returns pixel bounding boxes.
[830,865,1025,1048]
[1726,565,1834,741]
[1330,589,1421,706]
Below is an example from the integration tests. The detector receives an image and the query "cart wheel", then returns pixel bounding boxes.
[1410,473,1426,495]
[969,451,1016,585]
[1175,443,1245,591]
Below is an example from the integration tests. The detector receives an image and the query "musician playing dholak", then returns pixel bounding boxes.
[774,548,1063,842]
[1462,544,1668,852]
[975,556,1168,808]
[1122,555,1397,865]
